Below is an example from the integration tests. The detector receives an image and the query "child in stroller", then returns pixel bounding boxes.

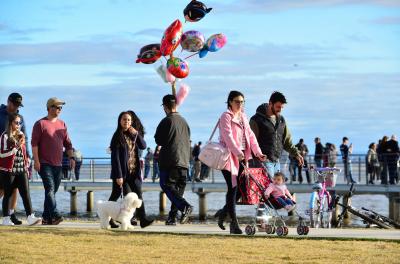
[264,172,296,212]
[239,166,309,236]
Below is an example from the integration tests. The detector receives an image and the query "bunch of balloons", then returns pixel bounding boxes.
[135,0,227,97]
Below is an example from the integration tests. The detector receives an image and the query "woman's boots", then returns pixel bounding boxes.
[229,218,243,234]
[214,208,227,230]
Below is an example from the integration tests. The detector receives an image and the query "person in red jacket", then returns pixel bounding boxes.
[0,113,41,225]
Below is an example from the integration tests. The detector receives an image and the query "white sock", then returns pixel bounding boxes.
[9,209,14,215]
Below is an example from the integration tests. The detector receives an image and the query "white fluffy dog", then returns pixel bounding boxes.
[97,192,142,230]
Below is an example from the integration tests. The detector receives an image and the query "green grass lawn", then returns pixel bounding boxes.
[0,227,399,264]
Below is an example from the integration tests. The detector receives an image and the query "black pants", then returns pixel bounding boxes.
[74,161,82,180]
[221,165,244,221]
[108,176,147,221]
[1,171,33,217]
[388,160,399,185]
[297,159,310,183]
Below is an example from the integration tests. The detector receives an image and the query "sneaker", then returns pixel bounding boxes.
[10,214,22,225]
[2,216,14,226]
[51,216,64,225]
[194,178,202,183]
[165,217,177,226]
[140,218,154,228]
[286,205,296,212]
[180,205,193,224]
[27,214,42,226]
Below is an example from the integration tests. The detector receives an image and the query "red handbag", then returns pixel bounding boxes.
[237,167,270,205]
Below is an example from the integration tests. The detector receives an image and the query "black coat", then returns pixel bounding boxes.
[110,132,146,180]
[154,112,190,170]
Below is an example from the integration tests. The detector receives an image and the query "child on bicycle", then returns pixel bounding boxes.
[264,172,296,212]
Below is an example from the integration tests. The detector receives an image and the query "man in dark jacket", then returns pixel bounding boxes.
[295,138,310,184]
[314,137,324,168]
[384,135,399,184]
[155,94,193,225]
[340,137,357,184]
[0,92,28,225]
[250,91,303,178]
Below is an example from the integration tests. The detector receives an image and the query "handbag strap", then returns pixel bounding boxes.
[208,119,220,141]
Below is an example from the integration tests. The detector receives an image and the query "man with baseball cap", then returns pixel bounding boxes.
[155,94,193,225]
[0,92,29,225]
[31,97,74,225]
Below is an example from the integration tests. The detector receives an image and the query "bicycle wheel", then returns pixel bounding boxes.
[347,207,392,229]
[309,192,320,228]
[320,195,332,228]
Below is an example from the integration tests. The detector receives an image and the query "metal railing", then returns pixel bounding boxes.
[30,154,399,186]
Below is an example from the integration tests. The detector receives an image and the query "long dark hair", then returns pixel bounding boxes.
[5,113,22,145]
[127,110,145,136]
[226,90,244,109]
[110,111,145,149]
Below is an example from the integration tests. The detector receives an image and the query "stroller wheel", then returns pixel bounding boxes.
[297,225,304,235]
[283,226,289,236]
[304,226,310,235]
[245,225,255,236]
[265,225,273,234]
[276,226,284,237]
[253,225,257,235]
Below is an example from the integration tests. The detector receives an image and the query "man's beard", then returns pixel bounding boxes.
[271,105,280,117]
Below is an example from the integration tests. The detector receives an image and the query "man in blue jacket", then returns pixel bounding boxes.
[0,92,29,225]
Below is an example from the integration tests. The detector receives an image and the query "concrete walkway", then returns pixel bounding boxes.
[34,221,400,240]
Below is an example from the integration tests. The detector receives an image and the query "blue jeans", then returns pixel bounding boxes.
[343,160,356,183]
[263,161,281,179]
[159,168,190,212]
[315,159,322,168]
[39,164,62,221]
[275,196,294,208]
[152,162,159,181]
[144,163,151,179]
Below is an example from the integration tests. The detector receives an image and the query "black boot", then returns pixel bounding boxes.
[215,208,227,230]
[229,219,243,235]
[109,218,119,228]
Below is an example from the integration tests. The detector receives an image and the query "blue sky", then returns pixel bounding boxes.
[1,0,399,157]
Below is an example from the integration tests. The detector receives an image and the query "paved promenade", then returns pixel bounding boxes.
[35,221,400,240]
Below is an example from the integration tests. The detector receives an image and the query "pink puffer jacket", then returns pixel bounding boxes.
[219,109,263,187]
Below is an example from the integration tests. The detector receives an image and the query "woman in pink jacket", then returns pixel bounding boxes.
[216,91,266,234]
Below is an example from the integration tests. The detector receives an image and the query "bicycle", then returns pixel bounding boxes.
[307,167,340,228]
[335,184,397,229]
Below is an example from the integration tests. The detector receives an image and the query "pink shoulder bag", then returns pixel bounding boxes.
[198,120,230,170]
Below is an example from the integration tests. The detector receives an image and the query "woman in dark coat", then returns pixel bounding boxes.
[108,110,153,228]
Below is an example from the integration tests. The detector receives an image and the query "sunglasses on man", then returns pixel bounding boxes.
[51,105,63,110]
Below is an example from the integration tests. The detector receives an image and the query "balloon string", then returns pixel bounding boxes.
[184,52,199,60]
